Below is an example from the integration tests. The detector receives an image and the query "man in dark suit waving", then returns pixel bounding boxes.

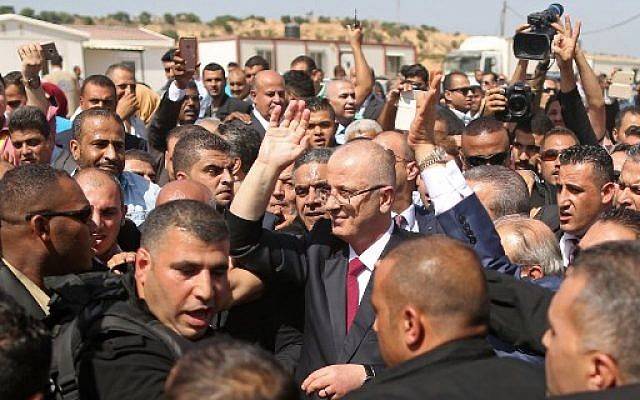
[227,100,414,398]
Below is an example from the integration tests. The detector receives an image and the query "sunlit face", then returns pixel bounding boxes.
[10,129,53,165]
[80,83,116,112]
[251,73,286,120]
[445,74,472,113]
[203,69,226,98]
[327,81,357,121]
[540,134,578,185]
[78,179,124,258]
[70,117,125,176]
[267,164,296,222]
[306,110,336,148]
[244,64,265,86]
[293,162,329,231]
[179,149,236,208]
[617,160,640,210]
[4,83,26,117]
[178,87,200,125]
[110,67,136,101]
[136,229,229,340]
[125,158,157,183]
[228,70,249,99]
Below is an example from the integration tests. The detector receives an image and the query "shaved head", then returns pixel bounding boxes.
[330,139,395,188]
[374,131,414,161]
[74,167,124,205]
[253,70,283,91]
[326,79,354,98]
[156,179,213,206]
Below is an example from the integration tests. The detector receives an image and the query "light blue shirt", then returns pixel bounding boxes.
[118,171,161,226]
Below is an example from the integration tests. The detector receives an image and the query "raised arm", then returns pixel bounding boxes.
[348,25,374,108]
[575,44,606,141]
[376,86,400,131]
[18,44,50,115]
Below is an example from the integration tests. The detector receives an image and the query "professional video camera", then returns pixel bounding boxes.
[495,82,533,123]
[513,3,564,60]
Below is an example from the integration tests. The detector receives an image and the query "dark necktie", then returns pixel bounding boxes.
[346,257,366,333]
[567,237,579,265]
[394,214,408,231]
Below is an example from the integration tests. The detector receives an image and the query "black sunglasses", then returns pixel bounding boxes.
[24,205,93,224]
[541,149,561,162]
[448,86,473,95]
[466,151,510,167]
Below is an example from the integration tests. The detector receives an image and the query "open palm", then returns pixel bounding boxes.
[257,101,311,169]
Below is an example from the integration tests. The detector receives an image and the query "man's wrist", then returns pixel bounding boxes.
[413,143,436,162]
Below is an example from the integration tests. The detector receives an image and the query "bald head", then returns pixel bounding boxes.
[253,70,283,91]
[330,139,395,187]
[74,167,123,205]
[374,235,488,366]
[374,131,415,161]
[156,179,213,206]
[251,70,286,120]
[195,118,221,134]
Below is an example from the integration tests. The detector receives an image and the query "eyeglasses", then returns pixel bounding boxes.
[24,205,93,224]
[540,149,561,162]
[324,185,387,206]
[466,151,510,168]
[448,86,473,95]
[514,143,540,154]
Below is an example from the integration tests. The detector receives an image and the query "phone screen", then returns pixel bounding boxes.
[395,90,418,131]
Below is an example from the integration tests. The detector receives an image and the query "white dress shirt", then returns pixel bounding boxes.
[391,204,419,232]
[348,222,394,304]
[559,232,580,267]
[252,108,269,131]
[420,160,474,215]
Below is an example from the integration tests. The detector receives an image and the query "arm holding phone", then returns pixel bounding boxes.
[17,43,50,116]
[348,25,374,109]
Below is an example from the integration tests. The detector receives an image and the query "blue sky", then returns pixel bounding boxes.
[8,0,640,57]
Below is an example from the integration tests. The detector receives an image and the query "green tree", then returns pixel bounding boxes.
[19,7,35,18]
[138,11,152,25]
[318,16,331,23]
[0,6,15,14]
[75,15,94,25]
[108,11,131,24]
[163,13,175,25]
[176,13,200,23]
[281,15,291,24]
[293,16,308,24]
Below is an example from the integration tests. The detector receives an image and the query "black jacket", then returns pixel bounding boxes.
[250,111,267,139]
[0,259,46,320]
[205,93,252,120]
[550,385,640,400]
[346,337,545,400]
[361,95,385,121]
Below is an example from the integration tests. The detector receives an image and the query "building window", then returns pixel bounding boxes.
[309,51,325,71]
[386,55,403,77]
[256,49,273,69]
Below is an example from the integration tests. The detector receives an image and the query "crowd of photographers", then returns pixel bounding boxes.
[3,6,640,400]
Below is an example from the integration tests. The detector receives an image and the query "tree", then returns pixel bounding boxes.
[163,13,175,25]
[281,15,291,24]
[0,6,15,14]
[19,7,34,18]
[109,11,131,24]
[139,11,151,25]
[161,29,178,40]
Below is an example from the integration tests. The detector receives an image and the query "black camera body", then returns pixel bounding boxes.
[495,82,533,123]
[513,3,564,60]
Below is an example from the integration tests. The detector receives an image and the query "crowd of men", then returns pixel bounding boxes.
[2,16,640,400]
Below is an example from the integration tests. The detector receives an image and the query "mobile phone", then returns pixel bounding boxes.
[395,90,419,131]
[609,70,634,99]
[41,42,59,61]
[179,37,198,71]
[354,9,360,29]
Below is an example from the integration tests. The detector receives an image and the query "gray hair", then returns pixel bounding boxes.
[572,241,640,383]
[463,165,530,219]
[293,148,333,174]
[344,119,383,142]
[494,215,564,276]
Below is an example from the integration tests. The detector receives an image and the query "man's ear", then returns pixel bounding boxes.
[175,171,188,181]
[379,187,395,212]
[135,247,152,298]
[527,265,544,280]
[250,88,257,100]
[31,215,50,243]
[403,306,425,349]
[69,139,81,161]
[406,160,419,182]
[587,352,620,391]
[612,128,620,144]
[601,181,616,205]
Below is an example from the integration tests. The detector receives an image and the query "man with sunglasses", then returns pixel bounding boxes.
[443,71,473,124]
[0,164,94,319]
[461,117,512,170]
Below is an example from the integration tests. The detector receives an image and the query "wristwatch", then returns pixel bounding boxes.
[417,146,448,171]
[22,75,41,90]
[363,364,376,383]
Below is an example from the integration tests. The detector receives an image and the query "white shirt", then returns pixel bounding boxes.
[348,222,394,304]
[391,204,419,233]
[559,232,580,267]
[335,123,347,145]
[420,160,474,215]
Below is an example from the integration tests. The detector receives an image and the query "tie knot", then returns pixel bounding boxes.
[348,257,366,277]
[394,214,408,229]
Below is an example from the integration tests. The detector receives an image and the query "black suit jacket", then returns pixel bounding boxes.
[52,146,78,175]
[361,95,385,121]
[414,204,443,235]
[550,385,640,400]
[0,260,46,319]
[346,337,545,400]
[206,94,252,120]
[250,112,267,139]
[228,212,418,387]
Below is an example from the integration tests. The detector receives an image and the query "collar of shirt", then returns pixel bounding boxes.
[348,222,394,273]
[560,232,580,266]
[334,123,347,145]
[448,106,471,124]
[252,108,270,130]
[392,204,417,232]
[2,257,50,315]
[70,106,83,121]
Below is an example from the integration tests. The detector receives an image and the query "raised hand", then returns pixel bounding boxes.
[172,50,195,90]
[18,43,44,79]
[551,15,581,65]
[347,24,364,48]
[483,87,507,116]
[408,71,442,147]
[116,87,138,120]
[256,100,310,170]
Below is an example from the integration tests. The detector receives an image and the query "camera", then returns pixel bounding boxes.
[513,3,564,60]
[495,82,533,123]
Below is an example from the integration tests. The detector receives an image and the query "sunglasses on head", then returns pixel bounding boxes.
[466,151,510,167]
[541,149,561,161]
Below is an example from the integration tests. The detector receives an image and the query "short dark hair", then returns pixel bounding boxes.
[141,200,228,252]
[167,124,207,149]
[0,293,51,400]
[291,55,317,75]
[531,112,554,135]
[0,164,68,221]
[464,165,530,219]
[203,62,226,79]
[571,241,640,382]
[162,48,176,63]
[610,143,632,155]
[305,96,336,121]
[293,148,333,174]
[172,130,231,175]
[72,108,123,141]
[51,53,63,66]
[443,71,467,90]
[9,105,49,138]
[283,70,315,99]
[217,120,261,174]
[559,145,614,186]
[402,64,429,82]
[436,105,465,135]
[463,116,507,138]
[615,105,640,132]
[166,337,297,400]
[597,207,640,238]
[227,61,239,69]
[105,62,135,78]
[125,149,155,165]
[245,55,270,70]
[542,127,579,148]
[4,71,25,96]
[80,74,116,97]
[482,71,498,82]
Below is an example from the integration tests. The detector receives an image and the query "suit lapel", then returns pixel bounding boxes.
[323,246,349,356]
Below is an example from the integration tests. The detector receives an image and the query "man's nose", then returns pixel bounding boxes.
[193,269,213,302]
[104,144,117,160]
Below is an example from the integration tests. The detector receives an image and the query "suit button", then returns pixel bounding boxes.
[470,237,477,245]
[458,215,466,223]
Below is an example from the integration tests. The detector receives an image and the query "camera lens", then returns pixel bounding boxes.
[509,95,528,116]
